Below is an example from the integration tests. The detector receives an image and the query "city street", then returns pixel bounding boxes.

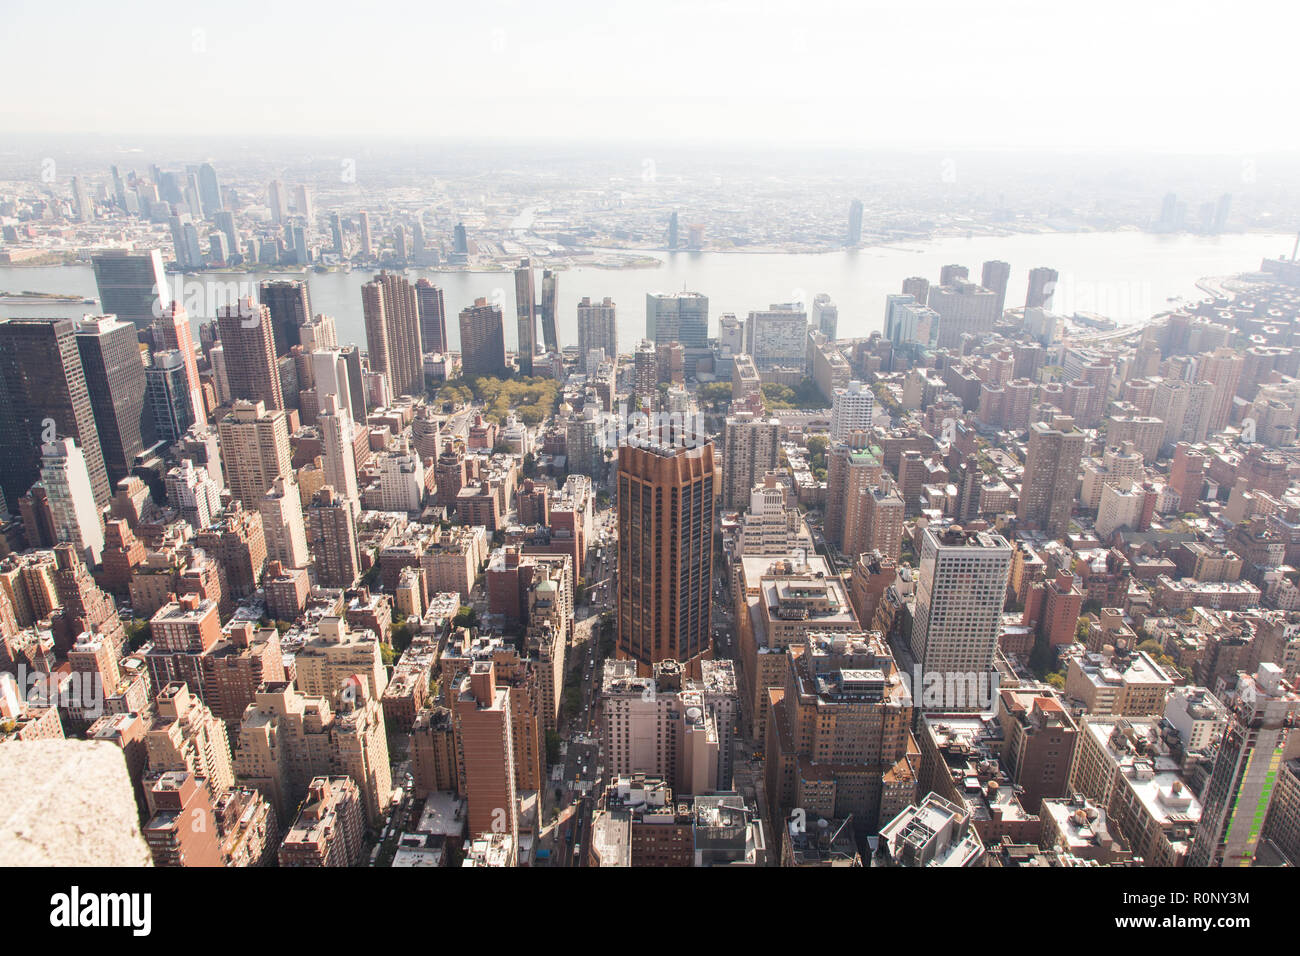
[537,505,615,865]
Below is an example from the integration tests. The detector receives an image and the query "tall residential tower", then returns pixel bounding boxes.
[616,426,715,677]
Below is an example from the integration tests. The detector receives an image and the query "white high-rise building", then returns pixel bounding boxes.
[599,658,739,793]
[312,348,352,404]
[217,400,291,511]
[717,314,744,355]
[910,525,1012,709]
[812,293,838,340]
[885,294,941,348]
[744,303,807,370]
[831,381,876,442]
[737,478,810,555]
[1080,442,1144,511]
[1164,686,1229,754]
[299,314,338,352]
[645,291,709,360]
[318,392,360,517]
[260,475,310,569]
[929,280,1000,350]
[721,412,780,511]
[165,459,223,529]
[577,297,617,373]
[375,438,426,514]
[39,438,105,565]
[1096,480,1145,539]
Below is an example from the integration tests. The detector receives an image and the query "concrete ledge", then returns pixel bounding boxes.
[0,740,152,866]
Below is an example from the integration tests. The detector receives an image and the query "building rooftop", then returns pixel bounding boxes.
[1041,795,1127,855]
[414,791,467,839]
[1084,717,1201,833]
[462,832,514,867]
[879,792,983,867]
[785,815,861,866]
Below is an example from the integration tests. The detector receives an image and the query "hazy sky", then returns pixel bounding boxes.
[3,0,1292,151]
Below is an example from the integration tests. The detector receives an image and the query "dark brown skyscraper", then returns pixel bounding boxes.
[338,346,367,424]
[616,428,715,676]
[76,314,157,486]
[458,298,507,377]
[939,264,969,286]
[1026,266,1059,310]
[902,276,929,306]
[258,279,312,357]
[91,249,169,330]
[362,271,423,398]
[514,258,537,376]
[216,298,284,411]
[0,317,110,510]
[539,269,559,353]
[306,486,360,588]
[1017,414,1085,538]
[981,259,1011,315]
[415,279,448,354]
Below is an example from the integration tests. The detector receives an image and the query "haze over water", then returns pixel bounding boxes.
[2,231,1292,353]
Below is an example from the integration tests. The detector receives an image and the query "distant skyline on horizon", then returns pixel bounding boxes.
[6,131,1299,159]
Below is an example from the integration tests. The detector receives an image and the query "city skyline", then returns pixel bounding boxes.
[3,0,1299,906]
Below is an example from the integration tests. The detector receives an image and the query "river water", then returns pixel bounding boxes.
[1,231,1292,351]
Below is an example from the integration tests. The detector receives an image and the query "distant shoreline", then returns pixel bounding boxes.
[0,226,1285,275]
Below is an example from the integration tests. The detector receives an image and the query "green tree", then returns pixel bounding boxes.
[1029,631,1057,677]
[805,435,829,474]
[760,378,830,410]
[516,405,546,426]
[761,383,796,408]
[871,382,903,417]
[699,382,732,407]
[124,619,151,651]
[563,686,582,718]
[391,621,415,653]
[468,374,563,425]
